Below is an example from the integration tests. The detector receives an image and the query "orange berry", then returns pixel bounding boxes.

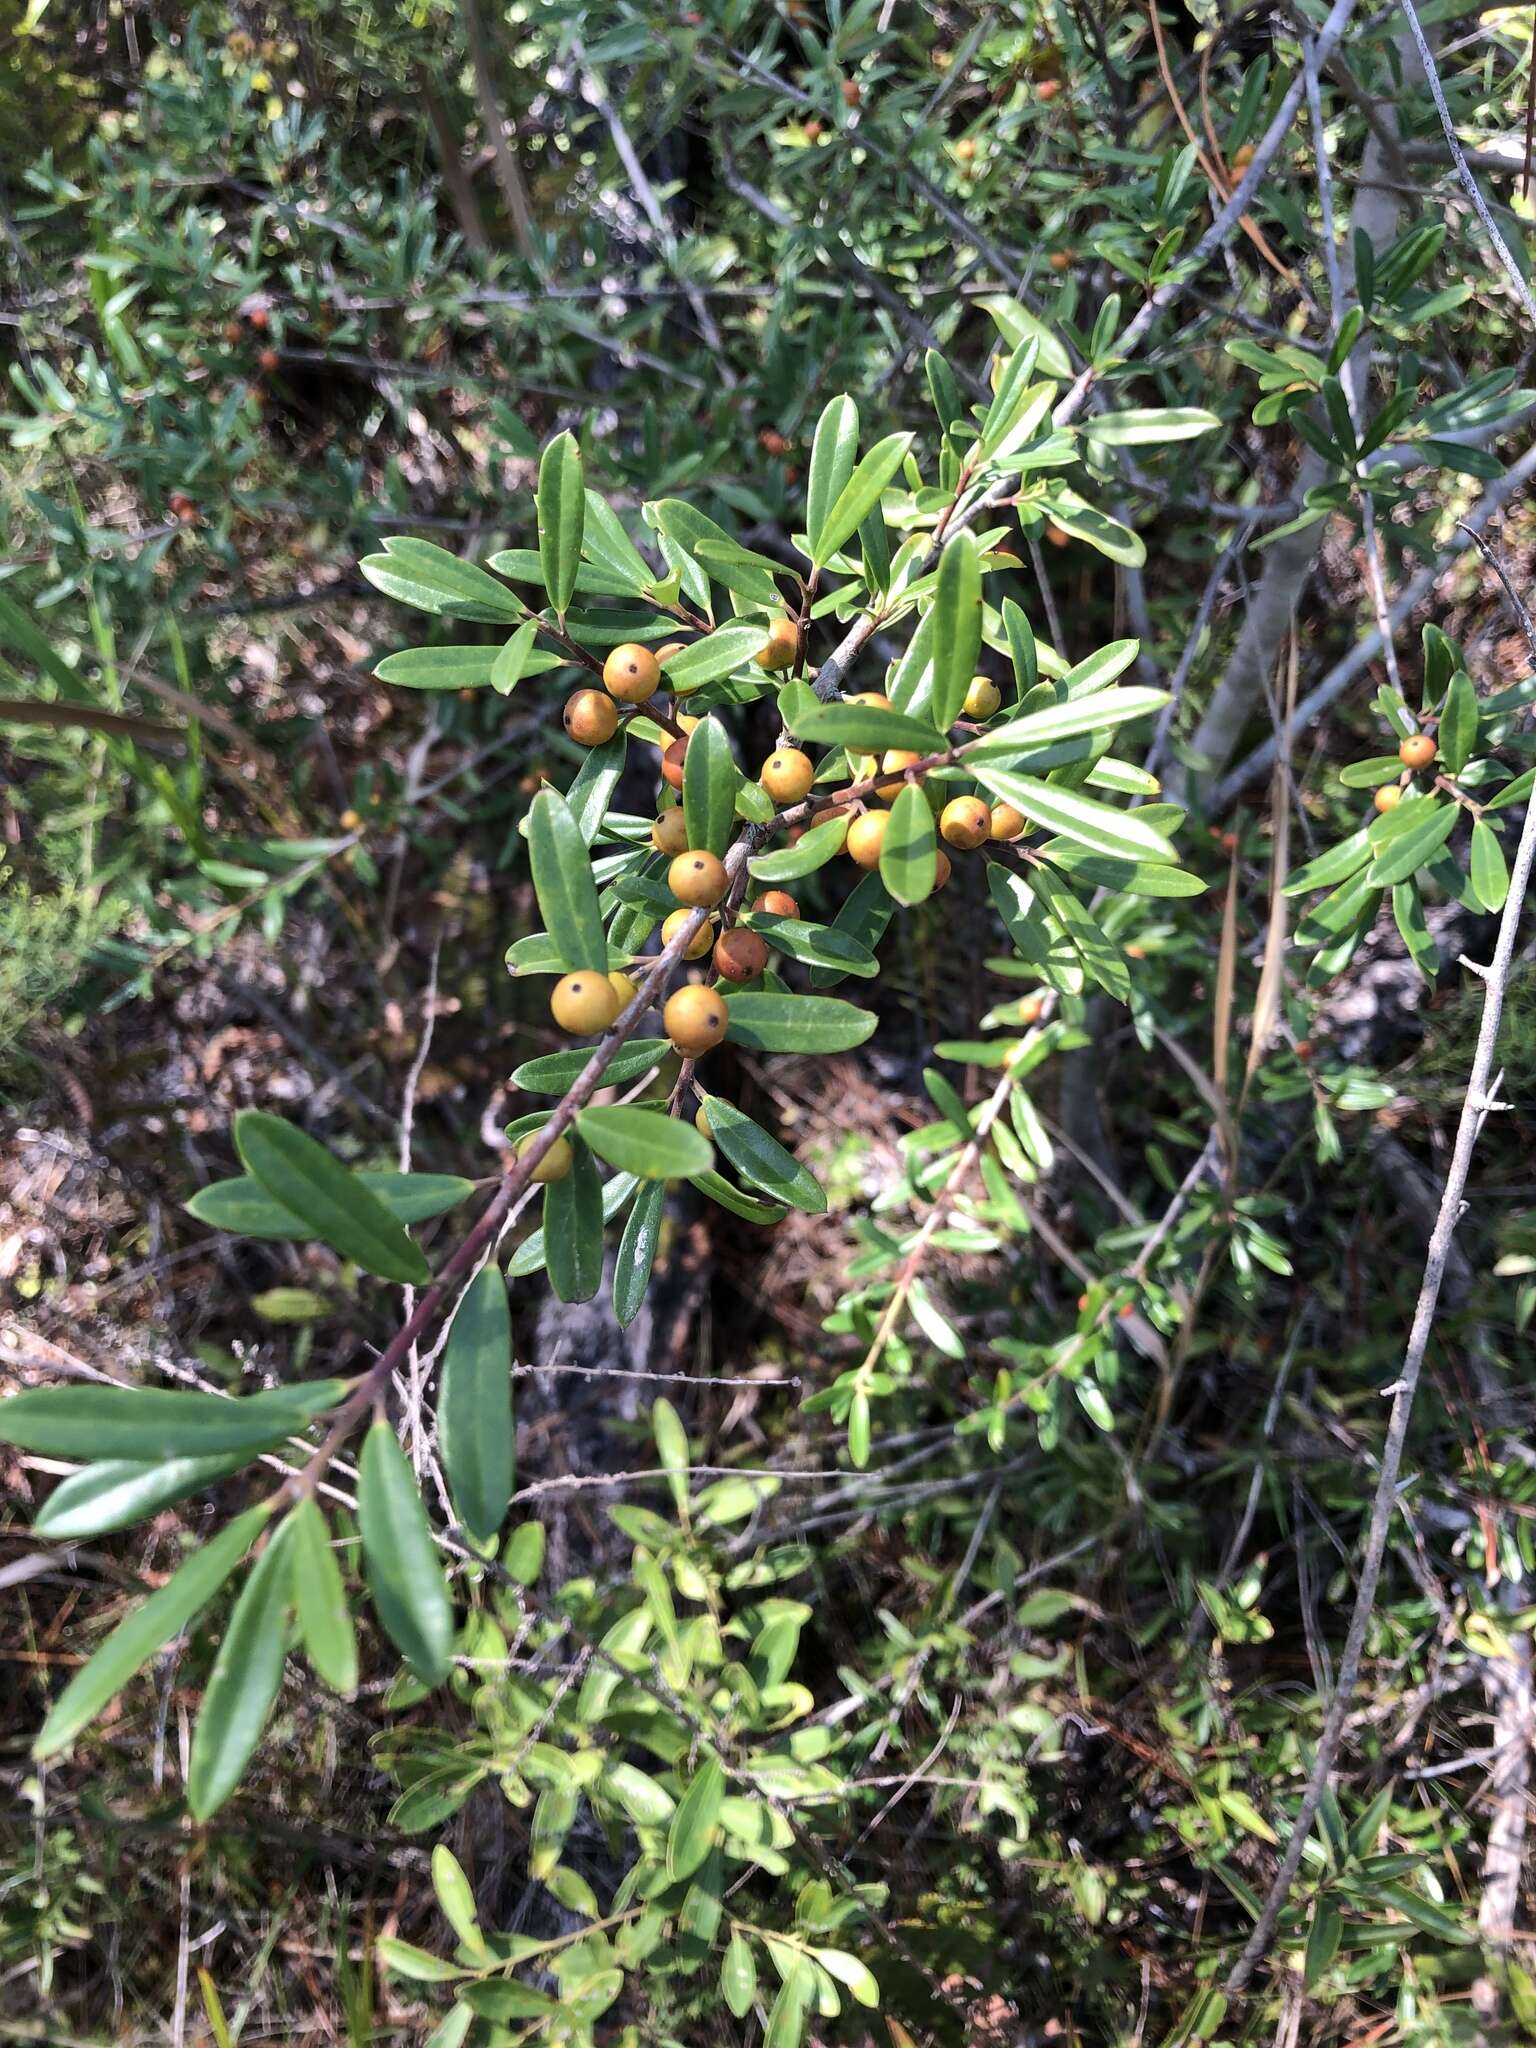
[223,319,244,343]
[1399,734,1437,771]
[803,117,824,139]
[340,808,362,831]
[652,808,689,855]
[940,796,991,849]
[517,1132,574,1184]
[1048,250,1073,272]
[662,908,713,960]
[246,306,270,332]
[955,137,977,161]
[676,713,702,735]
[655,640,688,664]
[877,748,923,795]
[933,847,953,890]
[665,984,729,1055]
[751,890,799,919]
[1036,77,1061,101]
[1374,783,1403,814]
[608,971,640,1010]
[669,849,729,907]
[761,747,816,803]
[753,615,799,671]
[1232,142,1255,172]
[1045,522,1070,547]
[1018,995,1044,1025]
[849,691,892,709]
[841,78,862,106]
[988,803,1027,842]
[661,736,690,789]
[564,689,619,746]
[550,971,621,1035]
[1295,1039,1315,1062]
[603,642,661,703]
[846,811,888,868]
[257,346,280,373]
[715,928,769,982]
[759,429,790,457]
[168,492,197,522]
[963,676,1001,719]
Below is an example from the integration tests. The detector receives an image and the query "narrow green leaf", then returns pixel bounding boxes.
[565,733,628,844]
[699,1095,826,1213]
[724,992,878,1053]
[1041,494,1146,567]
[235,1112,430,1284]
[290,1497,358,1697]
[966,686,1167,760]
[541,1138,606,1303]
[658,623,765,691]
[744,911,879,978]
[1,1379,345,1461]
[377,1938,464,1984]
[35,1451,253,1541]
[511,1039,669,1094]
[764,1960,813,2048]
[690,1172,789,1224]
[580,489,654,593]
[527,788,608,973]
[1364,800,1458,886]
[439,1267,514,1546]
[653,1397,690,1516]
[806,396,859,558]
[722,1932,758,2017]
[1392,880,1439,981]
[186,1171,474,1241]
[431,1845,488,1956]
[1284,827,1374,896]
[1303,1897,1342,1990]
[1082,407,1220,446]
[930,532,983,733]
[187,1519,296,1818]
[537,432,584,614]
[1438,670,1478,774]
[667,1754,726,1880]
[491,621,539,695]
[358,1421,453,1685]
[651,500,781,604]
[787,701,943,753]
[682,716,740,858]
[360,538,523,622]
[614,1179,666,1328]
[879,783,938,906]
[812,432,915,568]
[1470,818,1509,911]
[576,1105,713,1180]
[506,1170,635,1280]
[35,1507,270,1758]
[975,767,1178,863]
[809,871,895,988]
[747,813,849,881]
[373,643,555,692]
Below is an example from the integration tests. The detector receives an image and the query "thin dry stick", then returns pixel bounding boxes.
[1223,607,1536,1997]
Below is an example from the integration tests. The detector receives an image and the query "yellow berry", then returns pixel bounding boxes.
[760,747,816,803]
[753,615,799,671]
[877,748,923,796]
[665,984,730,1055]
[933,847,953,890]
[1399,734,1437,771]
[694,1102,713,1136]
[602,642,660,703]
[963,676,1001,719]
[940,796,991,849]
[846,811,888,868]
[669,849,729,907]
[750,890,799,919]
[662,908,713,959]
[340,808,362,830]
[517,1132,574,1183]
[550,971,621,1035]
[849,691,892,709]
[564,689,618,746]
[1374,783,1403,814]
[652,808,689,855]
[988,803,1027,842]
[608,971,640,1010]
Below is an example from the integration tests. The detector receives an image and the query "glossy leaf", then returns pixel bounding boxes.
[35,1507,270,1759]
[683,715,740,858]
[1438,670,1478,775]
[541,1138,606,1303]
[743,911,879,978]
[527,787,608,975]
[1,1378,345,1461]
[747,813,849,880]
[724,992,878,1053]
[290,1497,358,1697]
[974,767,1178,863]
[721,1932,758,2018]
[576,1104,713,1180]
[699,1095,826,1213]
[358,1420,453,1685]
[186,1171,474,1242]
[690,1172,789,1225]
[235,1112,430,1284]
[372,642,557,691]
[511,1038,668,1094]
[667,1753,726,1880]
[614,1179,667,1328]
[360,538,523,622]
[537,432,584,614]
[787,701,942,755]
[811,432,915,568]
[1470,818,1509,911]
[34,1450,253,1541]
[507,1170,635,1280]
[929,531,983,733]
[879,783,938,906]
[187,1517,296,1819]
[806,395,859,557]
[659,623,765,691]
[1364,800,1457,886]
[439,1266,514,1546]
[965,686,1168,759]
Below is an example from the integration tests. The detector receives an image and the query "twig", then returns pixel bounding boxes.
[1222,550,1536,1996]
